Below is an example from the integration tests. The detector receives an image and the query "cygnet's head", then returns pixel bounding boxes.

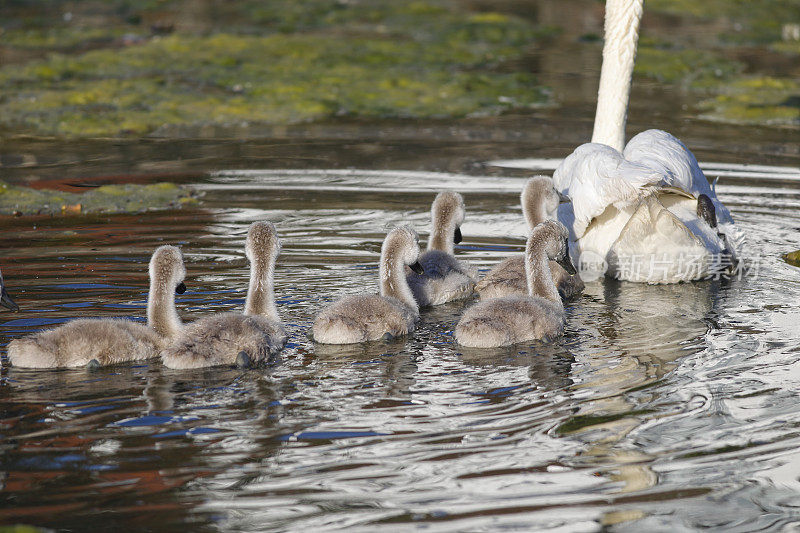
[696,194,718,229]
[528,220,577,275]
[245,221,281,265]
[431,191,466,244]
[149,245,187,294]
[0,269,18,312]
[521,175,570,227]
[384,225,423,274]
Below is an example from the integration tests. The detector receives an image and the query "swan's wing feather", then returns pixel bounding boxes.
[554,142,665,238]
[624,129,733,224]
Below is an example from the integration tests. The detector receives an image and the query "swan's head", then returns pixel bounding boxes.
[696,194,718,229]
[529,220,577,275]
[431,191,465,244]
[521,175,569,227]
[384,225,423,274]
[245,221,281,266]
[149,245,187,294]
[0,269,18,312]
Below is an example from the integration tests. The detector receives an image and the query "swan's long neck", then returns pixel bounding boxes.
[147,278,182,339]
[526,247,563,311]
[591,0,644,152]
[380,249,418,313]
[244,259,279,321]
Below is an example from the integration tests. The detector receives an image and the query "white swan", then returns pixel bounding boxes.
[406,191,477,306]
[161,221,287,369]
[313,225,423,344]
[455,220,576,348]
[7,246,186,368]
[476,176,584,300]
[0,269,18,311]
[554,0,738,283]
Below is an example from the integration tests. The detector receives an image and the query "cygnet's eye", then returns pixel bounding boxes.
[175,282,187,294]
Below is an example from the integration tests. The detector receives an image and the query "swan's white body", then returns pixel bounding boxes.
[555,0,738,283]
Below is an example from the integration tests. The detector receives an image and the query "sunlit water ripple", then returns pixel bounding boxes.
[2,164,800,531]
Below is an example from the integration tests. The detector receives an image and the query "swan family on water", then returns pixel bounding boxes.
[1,0,740,362]
[2,163,734,366]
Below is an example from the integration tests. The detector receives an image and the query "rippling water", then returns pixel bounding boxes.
[2,163,800,531]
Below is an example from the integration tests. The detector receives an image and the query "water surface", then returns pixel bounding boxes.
[2,160,800,531]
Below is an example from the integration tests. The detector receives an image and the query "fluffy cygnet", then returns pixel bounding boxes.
[7,246,186,368]
[406,191,477,307]
[313,225,424,344]
[161,221,287,369]
[476,176,584,300]
[455,220,575,348]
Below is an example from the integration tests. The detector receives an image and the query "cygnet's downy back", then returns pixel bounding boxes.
[313,225,423,344]
[406,191,477,307]
[477,176,583,300]
[161,221,287,369]
[8,245,187,368]
[455,220,576,348]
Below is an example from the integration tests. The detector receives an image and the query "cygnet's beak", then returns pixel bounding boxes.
[453,227,463,244]
[409,261,424,275]
[557,241,577,275]
[557,191,571,204]
[175,282,187,294]
[1,286,19,312]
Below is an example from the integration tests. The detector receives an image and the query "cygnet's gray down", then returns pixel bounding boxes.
[313,225,423,344]
[7,245,186,368]
[406,191,477,307]
[161,221,287,369]
[456,220,576,348]
[476,176,584,301]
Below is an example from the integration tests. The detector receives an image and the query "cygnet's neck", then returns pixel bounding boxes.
[428,218,455,255]
[525,245,563,310]
[523,193,548,230]
[244,258,279,321]
[147,276,182,339]
[380,248,418,313]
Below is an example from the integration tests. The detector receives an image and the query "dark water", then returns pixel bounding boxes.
[2,159,800,530]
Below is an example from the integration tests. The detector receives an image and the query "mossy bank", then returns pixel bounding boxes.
[0,181,197,215]
[0,1,553,138]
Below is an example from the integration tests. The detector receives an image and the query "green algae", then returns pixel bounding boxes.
[635,42,742,88]
[698,76,800,127]
[784,250,800,268]
[647,0,800,44]
[0,1,552,138]
[0,181,198,215]
[1,27,140,49]
[634,3,800,127]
